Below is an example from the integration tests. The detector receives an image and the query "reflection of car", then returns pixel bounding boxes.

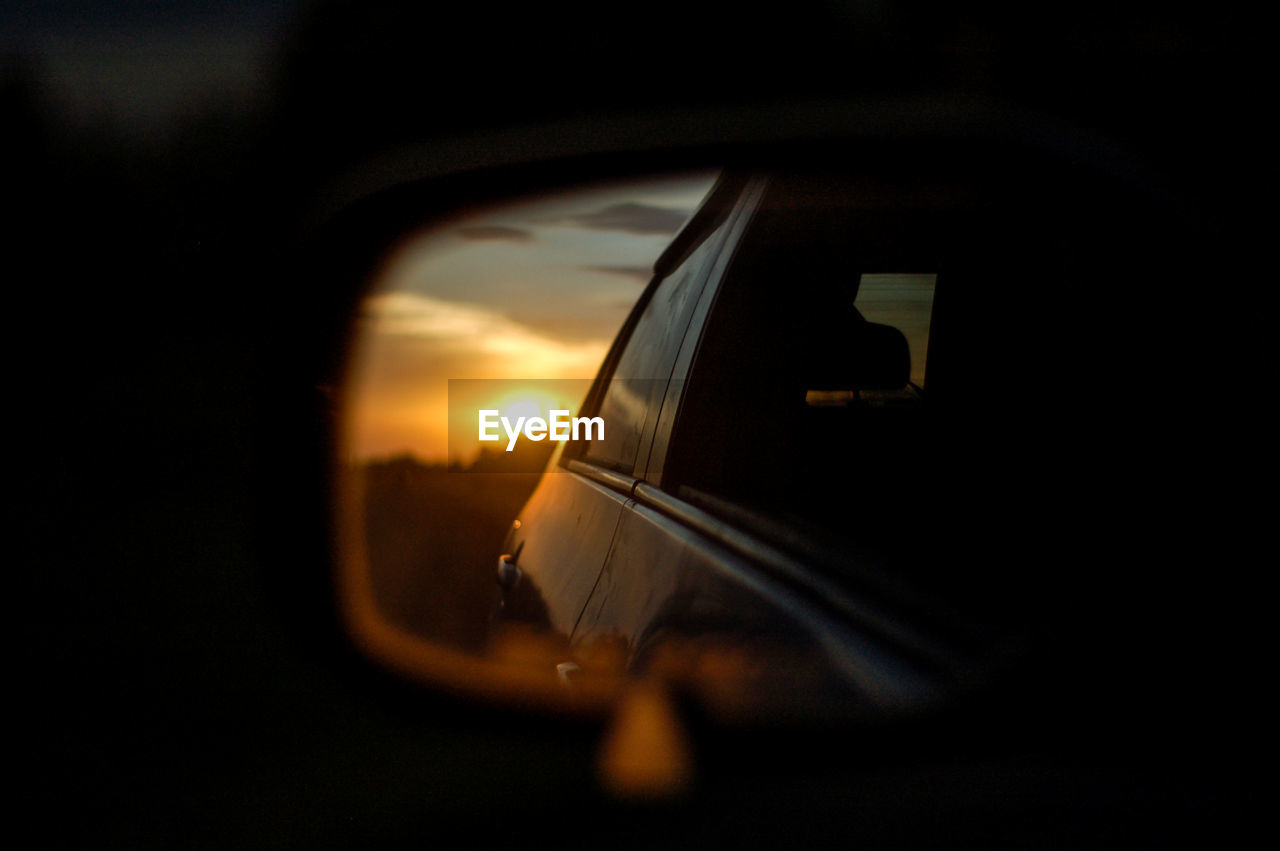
[496,153,1169,714]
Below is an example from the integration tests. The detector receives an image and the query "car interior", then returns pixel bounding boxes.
[669,168,1021,615]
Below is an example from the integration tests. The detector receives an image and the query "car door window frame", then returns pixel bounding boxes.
[559,174,753,485]
[640,175,769,486]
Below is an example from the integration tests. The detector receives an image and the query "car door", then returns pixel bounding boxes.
[495,176,749,642]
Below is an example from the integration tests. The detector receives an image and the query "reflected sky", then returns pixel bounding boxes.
[345,172,718,462]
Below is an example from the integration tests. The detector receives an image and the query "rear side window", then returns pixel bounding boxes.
[583,226,726,472]
[854,273,936,388]
[802,272,938,410]
[659,167,1079,619]
[660,172,965,571]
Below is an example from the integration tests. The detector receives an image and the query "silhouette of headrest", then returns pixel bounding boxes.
[808,318,911,391]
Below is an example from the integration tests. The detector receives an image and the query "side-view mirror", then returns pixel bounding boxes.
[310,122,1213,798]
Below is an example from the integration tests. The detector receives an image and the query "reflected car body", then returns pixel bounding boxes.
[493,149,1172,719]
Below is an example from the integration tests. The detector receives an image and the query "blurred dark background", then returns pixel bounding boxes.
[10,2,1270,846]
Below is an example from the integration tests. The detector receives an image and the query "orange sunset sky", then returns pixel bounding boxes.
[342,172,718,464]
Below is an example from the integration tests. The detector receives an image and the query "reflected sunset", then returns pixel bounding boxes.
[342,172,718,464]
[448,378,595,463]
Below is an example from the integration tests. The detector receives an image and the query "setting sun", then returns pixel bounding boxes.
[447,379,594,463]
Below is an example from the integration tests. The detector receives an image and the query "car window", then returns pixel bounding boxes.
[854,273,937,388]
[658,170,1026,612]
[581,219,730,473]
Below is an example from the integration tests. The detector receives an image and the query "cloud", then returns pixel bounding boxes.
[453,225,534,242]
[579,265,653,283]
[359,291,609,376]
[549,202,689,235]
